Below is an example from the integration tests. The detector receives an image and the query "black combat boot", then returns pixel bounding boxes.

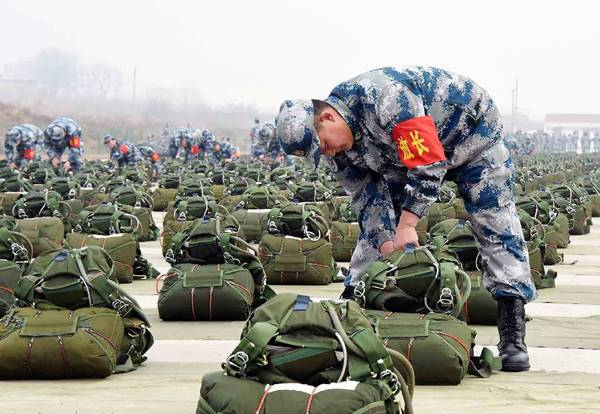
[497,296,530,372]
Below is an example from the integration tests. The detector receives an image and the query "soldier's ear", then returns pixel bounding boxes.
[319,109,336,124]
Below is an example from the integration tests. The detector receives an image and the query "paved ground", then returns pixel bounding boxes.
[2,212,600,413]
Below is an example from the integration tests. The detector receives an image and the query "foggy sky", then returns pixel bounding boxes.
[1,0,599,119]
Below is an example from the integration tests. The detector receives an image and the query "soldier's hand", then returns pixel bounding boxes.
[393,226,419,250]
[392,210,420,250]
[9,162,17,169]
[63,161,71,171]
[380,240,396,256]
[51,157,60,168]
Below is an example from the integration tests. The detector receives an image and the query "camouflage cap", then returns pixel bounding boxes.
[46,125,66,142]
[276,99,320,171]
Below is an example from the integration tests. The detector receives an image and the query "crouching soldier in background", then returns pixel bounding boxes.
[138,144,162,178]
[44,117,83,172]
[103,134,143,169]
[277,66,536,373]
[4,124,43,168]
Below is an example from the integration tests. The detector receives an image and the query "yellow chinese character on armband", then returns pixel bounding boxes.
[397,137,414,161]
[410,130,429,156]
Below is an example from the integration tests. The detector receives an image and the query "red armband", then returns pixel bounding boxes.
[191,145,199,155]
[392,115,446,169]
[23,148,35,160]
[119,144,129,155]
[68,136,81,148]
[150,152,160,162]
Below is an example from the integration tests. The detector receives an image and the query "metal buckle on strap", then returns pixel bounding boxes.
[437,287,454,310]
[10,243,27,262]
[165,249,176,264]
[225,351,249,376]
[177,210,187,221]
[353,281,366,306]
[379,369,400,395]
[17,208,27,219]
[223,252,240,265]
[112,299,131,317]
[267,220,278,234]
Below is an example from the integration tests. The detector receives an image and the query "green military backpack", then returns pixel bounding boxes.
[331,196,358,222]
[12,190,70,221]
[14,247,150,326]
[266,202,330,240]
[518,209,562,265]
[353,246,471,317]
[159,173,181,189]
[165,216,260,274]
[171,195,220,222]
[210,293,413,414]
[457,270,498,325]
[177,180,211,198]
[238,185,285,209]
[45,176,81,200]
[110,185,153,209]
[76,202,141,236]
[0,174,33,192]
[428,219,480,271]
[226,177,257,196]
[30,167,57,185]
[290,180,333,202]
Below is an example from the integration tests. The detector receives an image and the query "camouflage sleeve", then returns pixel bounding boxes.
[4,136,14,162]
[334,161,396,250]
[67,143,84,165]
[377,84,447,217]
[43,136,60,159]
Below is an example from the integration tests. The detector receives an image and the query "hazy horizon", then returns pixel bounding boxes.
[2,0,599,120]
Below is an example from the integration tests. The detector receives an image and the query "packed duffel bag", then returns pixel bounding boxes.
[0,307,124,379]
[65,233,137,284]
[330,221,359,262]
[129,205,160,242]
[258,234,337,285]
[0,259,24,317]
[158,263,255,321]
[0,192,24,215]
[152,188,178,211]
[14,217,64,258]
[197,371,400,414]
[367,311,497,385]
[457,271,497,325]
[230,209,268,243]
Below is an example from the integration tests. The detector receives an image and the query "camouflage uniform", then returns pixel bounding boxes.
[169,127,199,162]
[44,117,84,171]
[4,124,42,167]
[138,144,162,173]
[249,118,261,145]
[110,140,143,168]
[277,66,536,303]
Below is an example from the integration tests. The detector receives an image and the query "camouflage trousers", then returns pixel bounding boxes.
[348,142,537,303]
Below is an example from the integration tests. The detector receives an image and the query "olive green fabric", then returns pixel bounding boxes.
[259,234,337,285]
[239,185,285,209]
[354,247,470,317]
[428,219,479,270]
[76,202,140,236]
[164,195,219,223]
[129,206,160,242]
[426,202,456,229]
[197,371,396,414]
[330,221,359,262]
[161,220,195,257]
[220,293,401,413]
[230,209,268,243]
[14,217,64,258]
[0,259,23,317]
[0,307,124,379]
[266,202,330,239]
[457,271,497,325]
[367,311,496,385]
[0,192,24,216]
[158,263,255,321]
[65,233,137,284]
[151,188,178,211]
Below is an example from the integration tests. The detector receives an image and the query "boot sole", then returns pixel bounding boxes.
[501,362,530,372]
